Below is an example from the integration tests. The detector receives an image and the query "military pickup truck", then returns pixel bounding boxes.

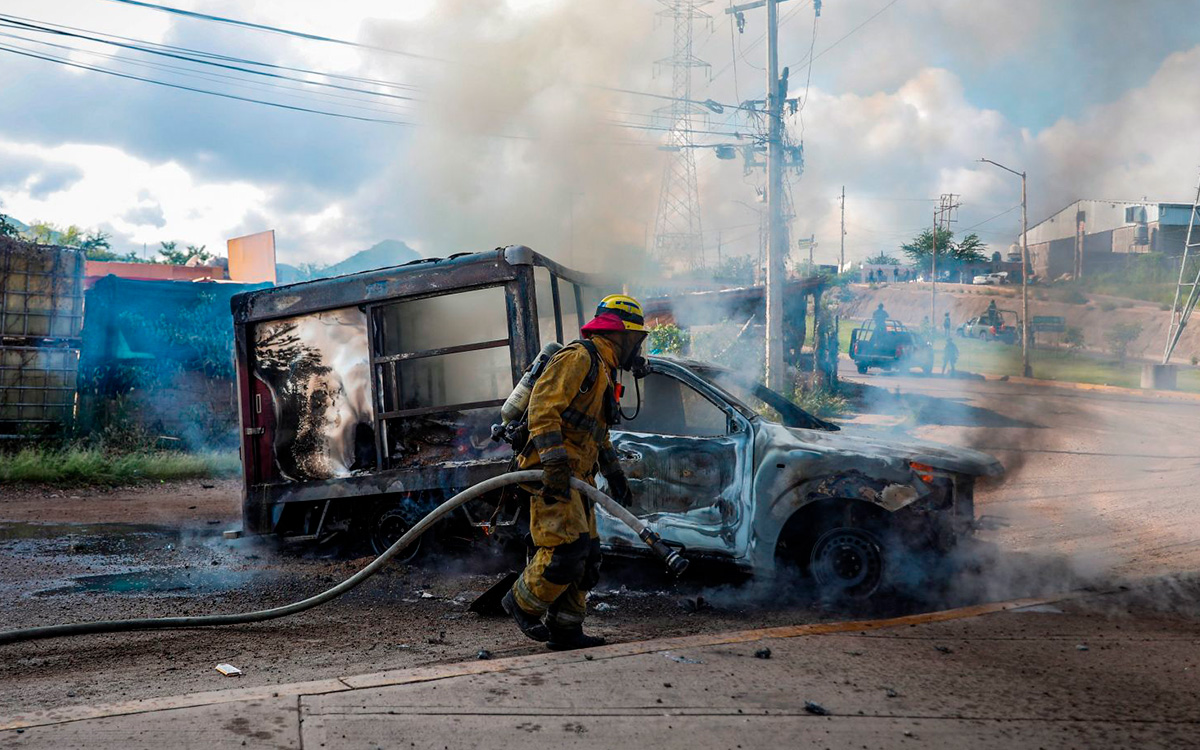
[230,246,1002,598]
[848,319,935,375]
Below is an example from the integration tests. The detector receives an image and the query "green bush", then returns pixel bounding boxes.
[1055,288,1089,305]
[1063,327,1086,352]
[1099,301,1117,312]
[1105,322,1143,365]
[647,323,690,356]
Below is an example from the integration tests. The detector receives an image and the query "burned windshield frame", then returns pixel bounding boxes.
[684,363,835,430]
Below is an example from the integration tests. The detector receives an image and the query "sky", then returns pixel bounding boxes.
[0,0,1197,272]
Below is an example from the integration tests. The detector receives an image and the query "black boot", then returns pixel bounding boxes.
[501,590,549,642]
[547,625,606,651]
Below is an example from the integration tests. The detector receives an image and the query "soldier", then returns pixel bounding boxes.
[502,295,645,650]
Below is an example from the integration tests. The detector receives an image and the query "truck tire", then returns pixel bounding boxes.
[809,526,887,600]
[856,363,868,374]
[368,503,426,561]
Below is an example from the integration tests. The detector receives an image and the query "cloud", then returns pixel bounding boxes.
[0,140,269,253]
[122,202,166,228]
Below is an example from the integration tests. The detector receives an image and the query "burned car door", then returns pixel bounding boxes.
[598,367,753,558]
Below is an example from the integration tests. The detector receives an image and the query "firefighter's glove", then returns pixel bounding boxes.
[598,446,633,506]
[541,458,572,504]
[604,470,634,507]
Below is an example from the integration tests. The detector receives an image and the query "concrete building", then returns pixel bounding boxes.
[1025,199,1193,279]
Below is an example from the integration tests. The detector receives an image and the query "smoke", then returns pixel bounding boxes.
[356,0,665,273]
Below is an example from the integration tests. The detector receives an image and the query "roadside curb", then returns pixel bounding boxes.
[0,592,1089,732]
[982,373,1200,402]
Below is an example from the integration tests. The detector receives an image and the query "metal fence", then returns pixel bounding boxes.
[0,239,84,437]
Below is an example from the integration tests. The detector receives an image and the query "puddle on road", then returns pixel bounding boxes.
[0,522,221,555]
[35,568,265,597]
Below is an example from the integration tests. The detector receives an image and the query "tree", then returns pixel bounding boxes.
[158,240,213,265]
[865,251,900,265]
[1105,322,1142,366]
[0,215,17,238]
[57,225,84,248]
[901,228,988,273]
[26,220,58,245]
[80,230,123,261]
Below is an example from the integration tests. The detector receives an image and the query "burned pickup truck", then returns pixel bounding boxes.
[231,246,1002,598]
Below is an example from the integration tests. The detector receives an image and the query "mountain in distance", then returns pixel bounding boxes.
[276,239,422,284]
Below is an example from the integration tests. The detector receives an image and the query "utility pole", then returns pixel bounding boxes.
[979,158,1032,377]
[763,0,785,391]
[839,186,845,273]
[726,0,805,390]
[932,193,960,323]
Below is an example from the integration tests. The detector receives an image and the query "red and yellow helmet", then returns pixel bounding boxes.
[581,294,646,334]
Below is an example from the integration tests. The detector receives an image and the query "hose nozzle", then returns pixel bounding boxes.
[638,528,689,577]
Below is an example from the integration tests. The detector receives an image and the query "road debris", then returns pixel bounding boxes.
[593,601,615,613]
[1076,644,1089,651]
[935,645,953,654]
[476,649,492,660]
[678,595,711,613]
[214,664,242,677]
[885,688,899,698]
[662,651,704,664]
[803,700,830,716]
[754,647,772,659]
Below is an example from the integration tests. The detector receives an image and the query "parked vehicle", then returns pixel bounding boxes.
[957,309,1019,344]
[848,319,935,375]
[230,247,1002,599]
[972,272,1009,286]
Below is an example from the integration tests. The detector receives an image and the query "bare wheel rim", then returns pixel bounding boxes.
[809,527,884,599]
[370,506,424,561]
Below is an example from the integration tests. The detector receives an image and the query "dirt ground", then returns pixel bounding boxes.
[2,372,1199,717]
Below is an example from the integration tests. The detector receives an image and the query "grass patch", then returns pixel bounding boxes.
[791,384,850,418]
[0,447,241,486]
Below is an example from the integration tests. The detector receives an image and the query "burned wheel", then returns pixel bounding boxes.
[368,504,425,561]
[809,527,885,600]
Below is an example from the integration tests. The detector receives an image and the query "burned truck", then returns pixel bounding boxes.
[231,246,1002,598]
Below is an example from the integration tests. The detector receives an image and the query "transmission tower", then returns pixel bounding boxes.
[1163,169,1200,364]
[653,0,710,273]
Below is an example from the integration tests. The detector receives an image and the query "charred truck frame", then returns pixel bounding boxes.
[232,245,1003,598]
[231,246,606,555]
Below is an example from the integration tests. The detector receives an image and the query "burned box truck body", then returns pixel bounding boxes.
[231,246,606,552]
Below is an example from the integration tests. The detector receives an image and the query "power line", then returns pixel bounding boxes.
[787,0,899,70]
[100,0,447,61]
[0,35,667,147]
[0,31,417,117]
[0,16,421,103]
[0,41,414,125]
[961,204,1021,232]
[0,12,420,91]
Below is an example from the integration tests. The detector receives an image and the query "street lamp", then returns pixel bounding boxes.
[979,158,1032,378]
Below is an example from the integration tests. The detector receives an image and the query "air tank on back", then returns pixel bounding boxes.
[500,341,564,425]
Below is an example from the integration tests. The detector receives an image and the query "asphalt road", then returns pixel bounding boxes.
[2,368,1198,727]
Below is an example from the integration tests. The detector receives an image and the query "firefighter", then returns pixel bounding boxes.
[501,294,645,650]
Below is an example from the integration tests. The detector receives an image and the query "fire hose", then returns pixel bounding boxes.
[0,471,687,646]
